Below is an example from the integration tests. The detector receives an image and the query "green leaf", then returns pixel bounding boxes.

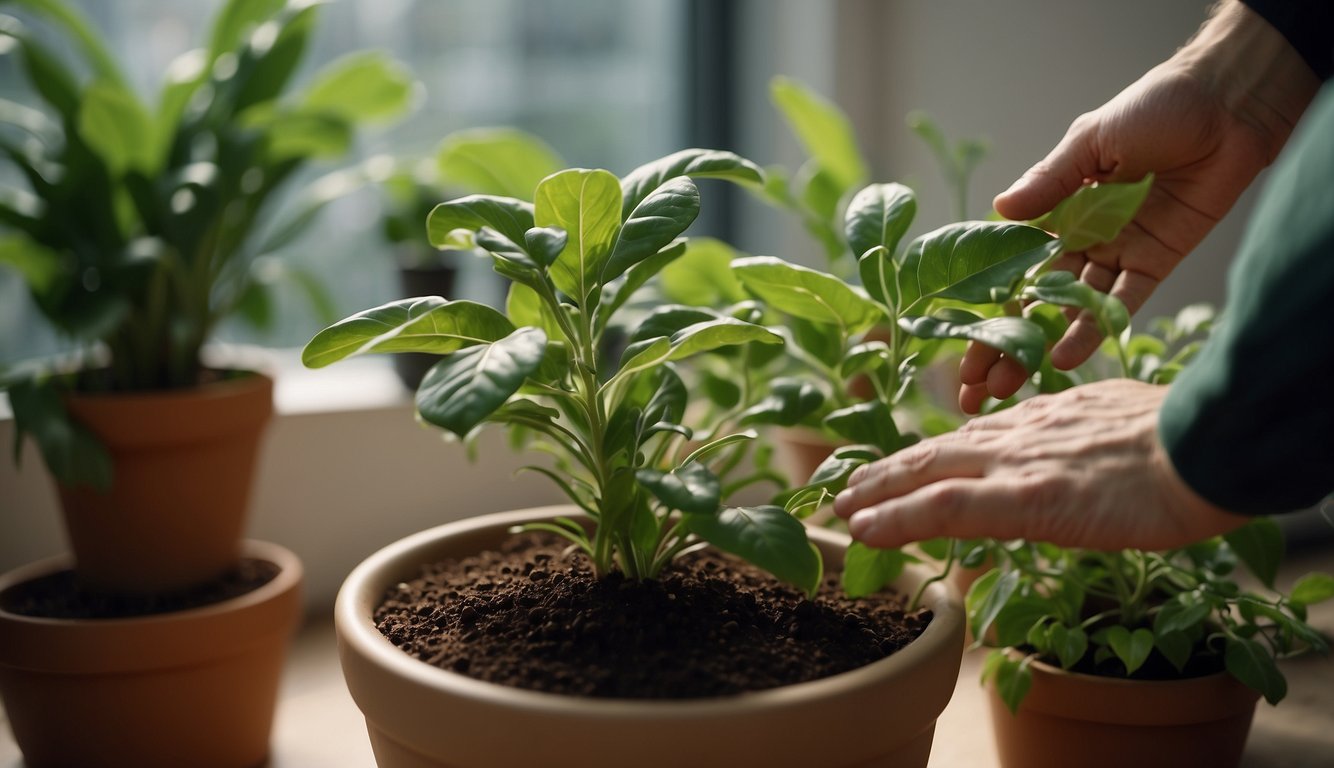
[1224,517,1284,589]
[658,237,749,306]
[231,3,318,112]
[993,595,1057,648]
[523,227,567,268]
[534,169,621,301]
[629,306,725,345]
[636,463,721,514]
[1291,573,1334,606]
[966,569,1020,643]
[615,337,672,380]
[858,246,899,312]
[666,318,782,361]
[684,505,822,597]
[427,195,535,252]
[206,0,286,62]
[1155,629,1193,673]
[1047,624,1089,670]
[737,378,825,427]
[604,176,699,282]
[506,282,563,339]
[77,80,156,176]
[302,297,513,368]
[770,76,866,191]
[1153,595,1212,635]
[0,234,62,295]
[845,183,916,260]
[7,378,112,490]
[733,255,882,335]
[839,341,891,379]
[596,239,687,332]
[900,312,1046,374]
[1022,271,1130,338]
[436,127,564,199]
[301,51,414,124]
[1035,175,1153,252]
[824,401,900,455]
[899,222,1057,311]
[991,653,1033,714]
[1225,636,1287,705]
[415,327,547,438]
[619,148,763,217]
[842,542,911,599]
[681,430,756,465]
[1104,626,1155,675]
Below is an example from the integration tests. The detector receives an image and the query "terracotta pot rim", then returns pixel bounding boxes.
[0,540,303,674]
[337,505,964,716]
[61,368,273,404]
[1006,646,1238,690]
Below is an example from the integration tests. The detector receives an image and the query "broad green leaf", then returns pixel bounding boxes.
[733,255,883,335]
[619,148,763,217]
[770,76,866,191]
[0,234,62,295]
[684,505,822,597]
[77,81,156,176]
[1104,626,1154,675]
[523,227,567,267]
[900,312,1046,374]
[1035,175,1153,252]
[302,297,513,368]
[666,318,782,361]
[206,0,286,62]
[845,183,916,260]
[966,569,1020,643]
[858,246,899,312]
[1155,629,1193,673]
[604,176,699,282]
[899,222,1056,311]
[636,463,721,514]
[776,445,880,505]
[1022,271,1130,338]
[1291,573,1334,606]
[1047,624,1089,670]
[1153,594,1212,635]
[993,595,1056,648]
[231,3,318,112]
[737,378,825,427]
[426,195,535,252]
[659,237,749,306]
[1224,517,1284,589]
[301,51,413,123]
[415,327,547,438]
[8,26,81,119]
[7,378,112,490]
[991,653,1033,714]
[12,0,128,87]
[1225,636,1287,705]
[535,169,621,301]
[596,239,687,333]
[629,306,724,344]
[824,400,900,454]
[615,337,671,379]
[506,282,563,339]
[839,341,891,379]
[842,542,911,598]
[436,127,564,199]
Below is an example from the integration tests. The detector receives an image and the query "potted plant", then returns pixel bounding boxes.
[375,127,565,389]
[952,305,1334,768]
[302,147,966,768]
[0,0,410,764]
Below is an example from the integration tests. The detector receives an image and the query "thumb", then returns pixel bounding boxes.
[994,118,1102,221]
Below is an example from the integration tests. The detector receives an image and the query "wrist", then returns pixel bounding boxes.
[1173,0,1321,160]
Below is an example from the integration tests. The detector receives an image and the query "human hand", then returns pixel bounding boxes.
[959,1,1321,414]
[833,380,1249,551]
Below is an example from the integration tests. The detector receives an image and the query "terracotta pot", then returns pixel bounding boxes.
[58,372,273,593]
[773,426,839,486]
[0,540,303,768]
[336,506,966,768]
[988,651,1260,768]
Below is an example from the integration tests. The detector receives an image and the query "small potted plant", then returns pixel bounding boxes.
[0,0,411,764]
[375,127,565,389]
[303,148,966,768]
[956,306,1334,768]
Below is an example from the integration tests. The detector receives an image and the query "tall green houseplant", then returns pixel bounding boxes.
[1,0,413,484]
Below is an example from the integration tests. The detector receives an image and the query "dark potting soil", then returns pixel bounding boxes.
[376,533,932,699]
[1,559,279,620]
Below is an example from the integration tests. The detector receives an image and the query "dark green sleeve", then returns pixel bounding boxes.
[1158,81,1334,515]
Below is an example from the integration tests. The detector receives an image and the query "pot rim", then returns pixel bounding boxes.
[336,505,965,718]
[60,368,273,405]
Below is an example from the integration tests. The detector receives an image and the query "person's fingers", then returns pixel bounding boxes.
[958,382,989,415]
[993,117,1101,221]
[959,342,1001,386]
[986,355,1029,399]
[846,478,1039,549]
[835,439,989,520]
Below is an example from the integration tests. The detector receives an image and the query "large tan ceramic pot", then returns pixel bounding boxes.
[988,650,1260,768]
[0,540,303,768]
[58,372,273,593]
[336,506,965,768]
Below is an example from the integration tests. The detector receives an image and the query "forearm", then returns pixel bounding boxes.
[1174,0,1322,162]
